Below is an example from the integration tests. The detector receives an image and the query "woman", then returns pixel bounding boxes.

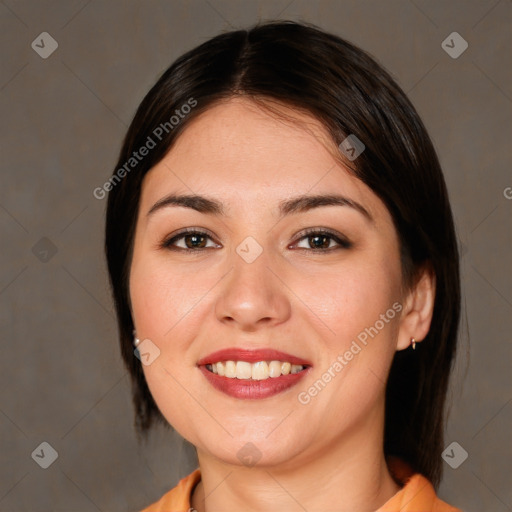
[105,20,461,512]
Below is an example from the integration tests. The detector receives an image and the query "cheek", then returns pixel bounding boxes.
[304,255,402,411]
[308,258,401,342]
[302,265,401,424]
[130,257,202,434]
[130,256,206,339]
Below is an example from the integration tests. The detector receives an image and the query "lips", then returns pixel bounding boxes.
[197,348,312,399]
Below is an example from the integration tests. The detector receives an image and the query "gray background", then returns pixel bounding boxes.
[0,0,510,511]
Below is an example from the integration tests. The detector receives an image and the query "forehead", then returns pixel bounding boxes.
[161,97,339,172]
[139,98,386,224]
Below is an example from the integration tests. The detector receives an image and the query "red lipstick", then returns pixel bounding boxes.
[197,348,312,399]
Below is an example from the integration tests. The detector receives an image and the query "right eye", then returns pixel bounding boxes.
[160,229,221,252]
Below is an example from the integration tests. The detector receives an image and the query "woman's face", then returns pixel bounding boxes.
[129,98,410,468]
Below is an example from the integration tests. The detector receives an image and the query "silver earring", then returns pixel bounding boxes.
[133,329,141,347]
[411,337,416,350]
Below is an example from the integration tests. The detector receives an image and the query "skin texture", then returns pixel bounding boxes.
[129,98,435,512]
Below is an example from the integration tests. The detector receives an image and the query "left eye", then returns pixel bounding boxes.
[293,230,351,251]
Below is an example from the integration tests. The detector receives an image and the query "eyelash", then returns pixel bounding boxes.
[160,227,352,254]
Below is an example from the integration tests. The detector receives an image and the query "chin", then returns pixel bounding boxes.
[193,431,308,469]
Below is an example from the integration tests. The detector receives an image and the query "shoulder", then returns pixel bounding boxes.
[139,468,201,512]
[382,473,462,511]
[380,457,462,512]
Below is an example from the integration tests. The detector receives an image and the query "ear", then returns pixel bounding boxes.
[396,265,436,351]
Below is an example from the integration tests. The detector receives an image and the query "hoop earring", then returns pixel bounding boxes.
[411,337,416,350]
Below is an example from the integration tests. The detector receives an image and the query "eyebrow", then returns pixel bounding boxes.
[147,193,373,222]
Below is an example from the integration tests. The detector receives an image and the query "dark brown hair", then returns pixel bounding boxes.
[105,20,460,488]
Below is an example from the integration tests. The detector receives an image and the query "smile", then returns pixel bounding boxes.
[198,348,312,399]
[206,360,305,380]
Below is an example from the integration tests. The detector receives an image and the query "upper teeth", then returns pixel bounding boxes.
[206,361,305,380]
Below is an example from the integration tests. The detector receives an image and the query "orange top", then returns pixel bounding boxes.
[141,458,461,512]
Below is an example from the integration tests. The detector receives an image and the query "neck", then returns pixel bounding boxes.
[191,404,401,512]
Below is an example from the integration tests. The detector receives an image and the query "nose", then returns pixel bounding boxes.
[214,245,291,332]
